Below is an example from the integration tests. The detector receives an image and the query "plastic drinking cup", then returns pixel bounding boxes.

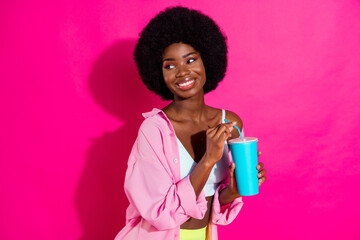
[228,137,259,196]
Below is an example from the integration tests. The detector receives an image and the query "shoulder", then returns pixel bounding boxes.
[140,114,165,134]
[224,110,243,127]
[134,113,171,157]
[206,106,243,131]
[224,109,243,139]
[139,110,172,140]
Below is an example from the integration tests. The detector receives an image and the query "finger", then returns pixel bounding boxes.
[213,125,227,141]
[224,122,236,134]
[229,162,235,177]
[224,121,236,128]
[207,125,218,137]
[212,122,235,135]
[229,163,238,191]
[207,125,218,133]
[224,128,232,139]
[258,176,267,186]
[257,151,262,157]
[256,162,264,170]
[215,124,233,139]
[228,163,235,186]
[216,122,236,133]
[257,169,267,178]
[214,124,227,136]
[219,129,231,142]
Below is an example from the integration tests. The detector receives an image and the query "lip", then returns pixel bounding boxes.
[176,77,196,90]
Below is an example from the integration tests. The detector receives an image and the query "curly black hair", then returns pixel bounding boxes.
[134,6,228,100]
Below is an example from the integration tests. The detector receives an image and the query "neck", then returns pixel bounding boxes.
[170,92,207,122]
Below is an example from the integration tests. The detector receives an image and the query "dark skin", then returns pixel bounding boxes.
[161,43,267,229]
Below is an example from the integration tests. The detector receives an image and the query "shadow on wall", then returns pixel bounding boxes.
[75,39,166,240]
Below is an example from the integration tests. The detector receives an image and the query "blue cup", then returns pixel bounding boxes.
[228,137,259,196]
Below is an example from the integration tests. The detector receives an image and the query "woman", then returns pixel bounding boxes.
[115,6,267,240]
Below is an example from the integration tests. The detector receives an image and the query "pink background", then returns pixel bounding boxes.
[1,0,360,239]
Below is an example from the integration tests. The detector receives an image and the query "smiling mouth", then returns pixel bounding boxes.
[176,78,196,90]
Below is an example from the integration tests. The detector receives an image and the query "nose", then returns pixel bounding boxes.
[176,64,190,78]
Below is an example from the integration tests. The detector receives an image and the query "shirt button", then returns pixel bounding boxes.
[174,158,178,163]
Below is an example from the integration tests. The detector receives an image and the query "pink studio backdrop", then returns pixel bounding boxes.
[1,0,359,239]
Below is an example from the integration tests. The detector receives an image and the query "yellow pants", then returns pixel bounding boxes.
[179,226,207,240]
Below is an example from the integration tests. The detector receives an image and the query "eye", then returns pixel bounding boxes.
[187,57,197,64]
[164,64,175,70]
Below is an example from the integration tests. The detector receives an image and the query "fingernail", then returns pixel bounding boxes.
[257,173,261,177]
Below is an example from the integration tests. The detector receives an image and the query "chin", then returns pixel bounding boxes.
[174,89,204,100]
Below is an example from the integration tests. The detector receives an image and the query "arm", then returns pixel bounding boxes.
[212,111,267,225]
[210,111,245,225]
[219,155,268,205]
[218,110,243,205]
[124,126,207,231]
[218,110,267,204]
[213,155,267,225]
[211,154,244,225]
[190,122,236,198]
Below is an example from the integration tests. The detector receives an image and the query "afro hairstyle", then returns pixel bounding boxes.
[134,6,228,100]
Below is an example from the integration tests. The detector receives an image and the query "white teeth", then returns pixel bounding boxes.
[178,80,194,87]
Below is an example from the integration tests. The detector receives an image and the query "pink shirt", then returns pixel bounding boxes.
[115,108,243,240]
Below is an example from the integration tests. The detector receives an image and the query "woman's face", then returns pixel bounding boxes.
[162,42,206,100]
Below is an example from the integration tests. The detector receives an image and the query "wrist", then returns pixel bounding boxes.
[219,186,241,205]
[202,153,217,167]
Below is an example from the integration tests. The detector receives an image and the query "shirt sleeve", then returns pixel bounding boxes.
[210,148,244,225]
[124,127,208,231]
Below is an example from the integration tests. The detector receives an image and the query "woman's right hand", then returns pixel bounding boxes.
[205,122,236,165]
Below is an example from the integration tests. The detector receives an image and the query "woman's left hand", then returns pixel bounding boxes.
[227,162,241,198]
[256,152,267,186]
[220,151,267,205]
[228,151,267,195]
[218,163,241,205]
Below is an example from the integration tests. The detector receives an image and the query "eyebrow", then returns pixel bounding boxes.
[162,51,198,62]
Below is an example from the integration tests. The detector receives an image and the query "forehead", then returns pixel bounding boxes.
[162,43,197,58]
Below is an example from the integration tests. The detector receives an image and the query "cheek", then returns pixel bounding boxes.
[194,64,206,78]
[162,70,169,82]
[193,59,205,72]
[162,72,174,87]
